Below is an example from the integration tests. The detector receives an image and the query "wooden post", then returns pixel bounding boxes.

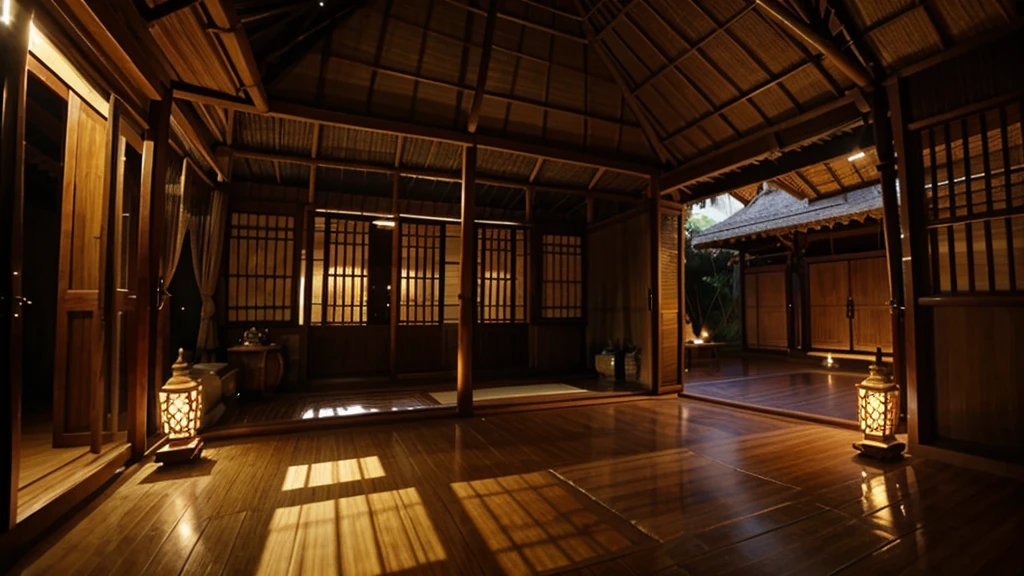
[648,179,662,393]
[389,172,400,378]
[457,145,476,416]
[888,79,931,449]
[1,0,33,530]
[134,94,172,457]
[873,89,907,412]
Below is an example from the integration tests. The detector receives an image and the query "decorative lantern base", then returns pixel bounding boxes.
[155,437,205,465]
[853,440,905,462]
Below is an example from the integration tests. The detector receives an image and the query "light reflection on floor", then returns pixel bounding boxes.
[257,487,446,576]
[451,471,635,574]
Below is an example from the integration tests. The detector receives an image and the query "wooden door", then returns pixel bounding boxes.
[660,213,680,385]
[756,271,788,348]
[52,94,108,448]
[809,261,850,350]
[850,257,892,353]
[743,272,758,347]
[109,129,143,434]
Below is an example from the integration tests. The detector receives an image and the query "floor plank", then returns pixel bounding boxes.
[11,397,1024,575]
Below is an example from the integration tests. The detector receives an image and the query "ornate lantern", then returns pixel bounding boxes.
[156,349,205,464]
[853,347,904,461]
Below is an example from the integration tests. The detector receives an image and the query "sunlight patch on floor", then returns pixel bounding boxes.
[281,456,386,491]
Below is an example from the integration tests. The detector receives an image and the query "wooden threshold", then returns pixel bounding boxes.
[1,444,130,569]
[807,350,892,362]
[680,391,860,431]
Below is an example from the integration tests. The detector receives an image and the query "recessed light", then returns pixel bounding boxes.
[848,151,866,162]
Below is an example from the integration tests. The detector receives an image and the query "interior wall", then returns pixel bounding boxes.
[587,211,652,387]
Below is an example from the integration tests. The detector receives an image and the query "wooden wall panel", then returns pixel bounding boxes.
[756,271,787,348]
[660,213,680,385]
[809,261,850,350]
[851,257,893,353]
[397,325,447,373]
[62,313,94,433]
[933,306,1024,460]
[306,326,388,378]
[530,324,585,373]
[586,212,651,385]
[476,324,529,371]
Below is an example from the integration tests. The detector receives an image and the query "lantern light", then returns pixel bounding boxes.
[853,347,905,461]
[155,349,205,464]
[822,352,838,369]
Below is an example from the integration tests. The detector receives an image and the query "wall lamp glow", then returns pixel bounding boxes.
[2,0,13,26]
[847,151,866,162]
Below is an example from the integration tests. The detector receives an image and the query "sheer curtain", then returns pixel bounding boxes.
[161,158,189,308]
[190,188,228,362]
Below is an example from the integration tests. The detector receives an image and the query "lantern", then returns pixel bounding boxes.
[853,347,904,461]
[156,349,205,464]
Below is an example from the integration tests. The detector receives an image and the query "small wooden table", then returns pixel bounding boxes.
[685,342,725,370]
[227,344,285,396]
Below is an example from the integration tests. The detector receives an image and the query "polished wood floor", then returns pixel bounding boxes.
[685,371,861,423]
[12,398,1024,575]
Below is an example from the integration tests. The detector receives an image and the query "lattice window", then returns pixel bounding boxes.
[400,222,443,325]
[227,213,295,323]
[444,224,461,323]
[477,227,527,323]
[920,102,1024,294]
[310,216,369,325]
[541,234,583,319]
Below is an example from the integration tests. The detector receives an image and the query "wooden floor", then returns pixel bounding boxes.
[11,398,1024,575]
[685,371,862,423]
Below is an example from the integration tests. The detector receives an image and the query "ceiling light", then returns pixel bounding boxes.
[2,0,11,26]
[372,219,396,228]
[848,151,866,162]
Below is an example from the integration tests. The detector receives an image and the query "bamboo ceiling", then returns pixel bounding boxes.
[136,0,1016,212]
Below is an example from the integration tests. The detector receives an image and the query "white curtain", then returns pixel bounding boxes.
[190,188,228,362]
[161,158,189,308]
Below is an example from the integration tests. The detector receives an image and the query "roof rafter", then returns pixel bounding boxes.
[574,0,673,165]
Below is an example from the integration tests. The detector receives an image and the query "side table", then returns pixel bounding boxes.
[227,344,285,396]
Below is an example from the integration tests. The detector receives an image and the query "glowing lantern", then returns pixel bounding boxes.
[156,349,205,464]
[853,347,904,461]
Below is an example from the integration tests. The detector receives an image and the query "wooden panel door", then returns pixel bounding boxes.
[756,271,788,348]
[850,257,892,353]
[52,95,108,447]
[809,261,850,350]
[743,272,758,348]
[660,213,680,385]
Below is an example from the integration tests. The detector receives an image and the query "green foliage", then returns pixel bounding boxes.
[685,218,740,343]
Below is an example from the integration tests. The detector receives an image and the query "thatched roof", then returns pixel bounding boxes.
[692,182,884,248]
[98,0,1017,219]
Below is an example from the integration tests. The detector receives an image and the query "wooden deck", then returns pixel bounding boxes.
[11,398,1024,575]
[685,371,862,424]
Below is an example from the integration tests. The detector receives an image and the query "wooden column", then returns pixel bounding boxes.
[648,179,662,393]
[1,0,33,530]
[389,172,400,378]
[887,79,932,449]
[873,89,907,409]
[457,145,476,416]
[738,251,747,353]
[133,93,172,458]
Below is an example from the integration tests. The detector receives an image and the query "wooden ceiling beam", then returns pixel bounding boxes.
[660,95,863,193]
[172,97,658,176]
[135,0,200,25]
[201,0,269,112]
[324,55,637,127]
[261,2,358,88]
[171,102,227,181]
[754,0,873,88]
[467,0,500,134]
[441,0,587,43]
[229,147,644,204]
[520,0,583,21]
[594,0,640,41]
[682,126,873,200]
[575,1,673,165]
